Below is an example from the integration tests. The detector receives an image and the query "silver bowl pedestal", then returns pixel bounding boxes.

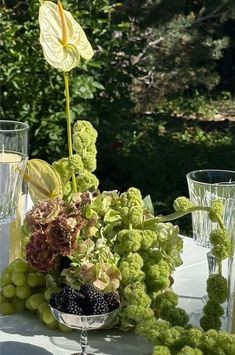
[50,306,120,355]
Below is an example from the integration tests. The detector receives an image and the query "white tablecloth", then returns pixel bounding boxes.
[0,237,211,355]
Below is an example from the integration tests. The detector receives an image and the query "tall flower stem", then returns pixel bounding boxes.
[142,206,211,227]
[64,71,77,193]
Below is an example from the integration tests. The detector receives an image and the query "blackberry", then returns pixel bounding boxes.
[50,292,67,312]
[50,286,84,313]
[50,293,57,308]
[66,300,83,315]
[76,292,86,307]
[61,285,78,300]
[89,300,109,315]
[104,292,120,312]
[80,284,102,302]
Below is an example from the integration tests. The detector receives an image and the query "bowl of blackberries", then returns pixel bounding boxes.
[50,284,121,330]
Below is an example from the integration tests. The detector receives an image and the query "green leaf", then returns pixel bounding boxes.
[143,195,154,215]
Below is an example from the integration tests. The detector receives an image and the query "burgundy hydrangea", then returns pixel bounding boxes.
[46,215,86,256]
[25,194,94,271]
[26,230,59,272]
[26,198,64,232]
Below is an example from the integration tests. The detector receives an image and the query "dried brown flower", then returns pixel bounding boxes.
[26,198,64,232]
[26,230,59,272]
[46,215,85,256]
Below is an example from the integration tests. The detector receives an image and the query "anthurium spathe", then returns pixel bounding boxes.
[39,0,94,72]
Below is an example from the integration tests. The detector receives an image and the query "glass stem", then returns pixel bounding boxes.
[80,330,88,355]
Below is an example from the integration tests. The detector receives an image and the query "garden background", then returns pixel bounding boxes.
[1,0,235,232]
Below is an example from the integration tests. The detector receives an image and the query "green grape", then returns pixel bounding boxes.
[11,272,27,286]
[27,272,45,287]
[3,284,16,298]
[42,307,56,325]
[12,258,29,273]
[58,323,73,333]
[0,272,12,287]
[12,297,25,311]
[0,292,6,304]
[28,293,45,310]
[0,293,7,312]
[46,320,59,330]
[44,287,59,301]
[5,263,14,274]
[38,301,50,319]
[35,272,46,286]
[25,298,35,311]
[26,274,37,287]
[16,284,32,299]
[1,301,16,315]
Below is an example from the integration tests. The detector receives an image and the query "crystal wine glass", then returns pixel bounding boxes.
[0,120,29,273]
[185,169,235,325]
[187,170,235,283]
[187,169,235,249]
[50,306,120,355]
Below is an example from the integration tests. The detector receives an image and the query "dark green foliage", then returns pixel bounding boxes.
[98,114,235,208]
[126,0,235,113]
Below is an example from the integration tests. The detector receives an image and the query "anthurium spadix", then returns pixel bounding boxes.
[39,0,94,72]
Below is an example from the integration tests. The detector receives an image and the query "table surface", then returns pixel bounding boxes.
[0,237,211,355]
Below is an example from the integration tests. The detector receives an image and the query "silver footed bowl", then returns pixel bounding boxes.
[50,306,120,331]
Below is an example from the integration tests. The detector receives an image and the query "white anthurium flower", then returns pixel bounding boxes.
[39,0,94,72]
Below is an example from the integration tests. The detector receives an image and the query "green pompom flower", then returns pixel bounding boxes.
[207,274,228,304]
[209,200,224,222]
[177,346,203,355]
[200,314,222,331]
[203,300,224,318]
[153,346,171,355]
[76,171,99,192]
[210,228,230,245]
[173,197,194,212]
[160,306,189,327]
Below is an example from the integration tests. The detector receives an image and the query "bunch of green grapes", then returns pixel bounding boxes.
[0,258,44,315]
[0,258,72,332]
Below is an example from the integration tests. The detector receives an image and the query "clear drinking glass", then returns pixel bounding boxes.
[186,169,235,248]
[186,169,235,325]
[0,120,29,224]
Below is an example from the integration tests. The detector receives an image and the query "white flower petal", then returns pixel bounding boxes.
[64,10,94,60]
[39,1,94,71]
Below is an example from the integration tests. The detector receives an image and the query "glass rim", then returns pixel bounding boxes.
[186,169,235,186]
[0,150,28,162]
[0,120,29,132]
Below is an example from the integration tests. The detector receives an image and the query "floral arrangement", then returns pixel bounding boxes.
[0,1,234,354]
